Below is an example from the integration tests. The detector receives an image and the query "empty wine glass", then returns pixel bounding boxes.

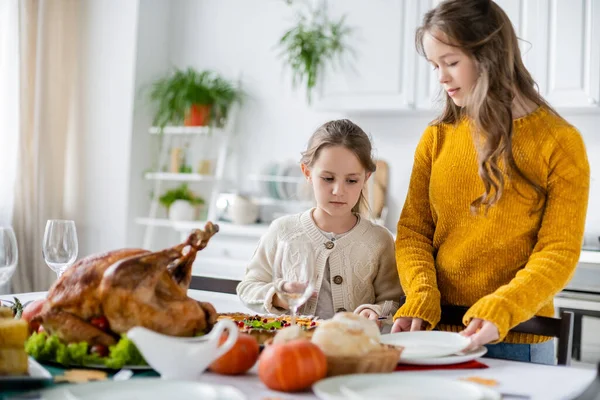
[272,241,316,325]
[0,227,18,286]
[43,220,78,279]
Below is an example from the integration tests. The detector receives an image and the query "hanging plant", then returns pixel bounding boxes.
[277,1,354,104]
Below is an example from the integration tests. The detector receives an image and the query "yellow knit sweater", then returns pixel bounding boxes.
[394,107,590,343]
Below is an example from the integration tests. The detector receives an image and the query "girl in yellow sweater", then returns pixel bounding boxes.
[392,0,590,364]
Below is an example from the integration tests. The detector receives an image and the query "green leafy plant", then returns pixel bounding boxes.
[277,1,354,103]
[158,184,205,210]
[149,68,242,128]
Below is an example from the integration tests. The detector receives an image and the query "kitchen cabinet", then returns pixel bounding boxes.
[315,0,600,113]
[315,0,419,113]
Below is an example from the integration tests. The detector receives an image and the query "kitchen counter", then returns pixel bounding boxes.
[580,249,600,264]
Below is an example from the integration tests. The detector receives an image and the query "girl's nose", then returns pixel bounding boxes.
[332,183,341,195]
[438,68,450,84]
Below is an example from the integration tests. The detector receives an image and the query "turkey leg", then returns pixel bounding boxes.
[167,222,220,290]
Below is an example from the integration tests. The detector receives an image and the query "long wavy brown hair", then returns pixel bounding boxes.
[300,119,377,216]
[416,0,556,213]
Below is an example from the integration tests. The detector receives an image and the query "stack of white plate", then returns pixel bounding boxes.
[313,331,497,400]
[380,331,488,366]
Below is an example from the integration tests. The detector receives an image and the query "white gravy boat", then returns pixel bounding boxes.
[127,319,238,380]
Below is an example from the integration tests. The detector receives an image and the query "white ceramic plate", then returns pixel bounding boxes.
[29,357,52,378]
[399,346,488,365]
[36,378,246,400]
[380,331,471,360]
[313,373,500,400]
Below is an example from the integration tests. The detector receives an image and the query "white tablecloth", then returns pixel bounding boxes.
[2,291,596,400]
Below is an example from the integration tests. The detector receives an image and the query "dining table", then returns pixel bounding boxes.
[1,289,597,400]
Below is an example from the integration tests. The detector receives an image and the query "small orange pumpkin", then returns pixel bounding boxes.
[258,339,327,392]
[209,333,260,375]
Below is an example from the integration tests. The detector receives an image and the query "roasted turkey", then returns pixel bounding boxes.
[34,222,219,347]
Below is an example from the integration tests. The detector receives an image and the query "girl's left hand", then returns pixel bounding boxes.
[359,309,382,328]
[459,318,499,351]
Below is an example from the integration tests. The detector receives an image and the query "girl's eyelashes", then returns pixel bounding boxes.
[430,61,458,70]
[320,176,359,184]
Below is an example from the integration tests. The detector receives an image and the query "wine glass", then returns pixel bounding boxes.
[42,220,78,279]
[273,241,316,325]
[0,226,18,286]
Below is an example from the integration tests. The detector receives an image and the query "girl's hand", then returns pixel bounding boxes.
[273,282,311,310]
[459,318,499,351]
[358,309,382,328]
[272,293,289,310]
[391,317,425,333]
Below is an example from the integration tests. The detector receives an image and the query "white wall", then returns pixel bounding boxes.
[126,0,175,249]
[168,0,342,183]
[157,0,600,240]
[75,0,139,256]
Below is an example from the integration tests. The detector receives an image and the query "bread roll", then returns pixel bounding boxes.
[272,325,307,344]
[332,312,381,342]
[311,320,378,357]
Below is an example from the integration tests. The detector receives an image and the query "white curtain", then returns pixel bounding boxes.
[0,0,20,294]
[11,0,81,293]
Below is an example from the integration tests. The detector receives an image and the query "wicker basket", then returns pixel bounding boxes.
[325,344,402,377]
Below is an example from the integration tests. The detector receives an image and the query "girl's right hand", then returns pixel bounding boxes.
[272,293,289,310]
[391,317,425,333]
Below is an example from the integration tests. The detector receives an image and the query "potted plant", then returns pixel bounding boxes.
[277,2,354,104]
[159,184,205,221]
[149,68,242,128]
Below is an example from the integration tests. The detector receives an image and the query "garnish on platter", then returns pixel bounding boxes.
[217,313,319,345]
[20,223,222,369]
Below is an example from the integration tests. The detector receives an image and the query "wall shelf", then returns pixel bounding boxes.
[135,217,270,238]
[144,172,217,182]
[251,197,313,207]
[149,126,222,135]
[580,250,600,264]
[248,174,305,184]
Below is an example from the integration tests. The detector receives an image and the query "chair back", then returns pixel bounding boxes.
[189,276,240,295]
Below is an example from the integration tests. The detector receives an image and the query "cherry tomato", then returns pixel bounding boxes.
[90,316,109,331]
[90,344,109,357]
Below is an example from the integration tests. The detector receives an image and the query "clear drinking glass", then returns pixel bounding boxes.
[273,241,315,325]
[42,220,78,278]
[0,227,18,286]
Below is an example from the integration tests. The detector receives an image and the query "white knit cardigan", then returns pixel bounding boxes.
[236,209,403,319]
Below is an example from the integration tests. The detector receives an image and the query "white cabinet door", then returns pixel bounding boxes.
[414,0,439,111]
[529,0,600,108]
[315,0,418,112]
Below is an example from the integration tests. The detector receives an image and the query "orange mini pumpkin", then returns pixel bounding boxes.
[258,339,327,392]
[209,333,260,375]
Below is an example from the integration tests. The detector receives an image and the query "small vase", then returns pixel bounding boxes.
[184,104,211,127]
[229,195,259,225]
[168,200,196,221]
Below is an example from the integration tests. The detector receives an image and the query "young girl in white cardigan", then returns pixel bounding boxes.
[237,119,403,325]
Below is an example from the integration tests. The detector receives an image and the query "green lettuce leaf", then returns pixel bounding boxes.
[24,332,148,368]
